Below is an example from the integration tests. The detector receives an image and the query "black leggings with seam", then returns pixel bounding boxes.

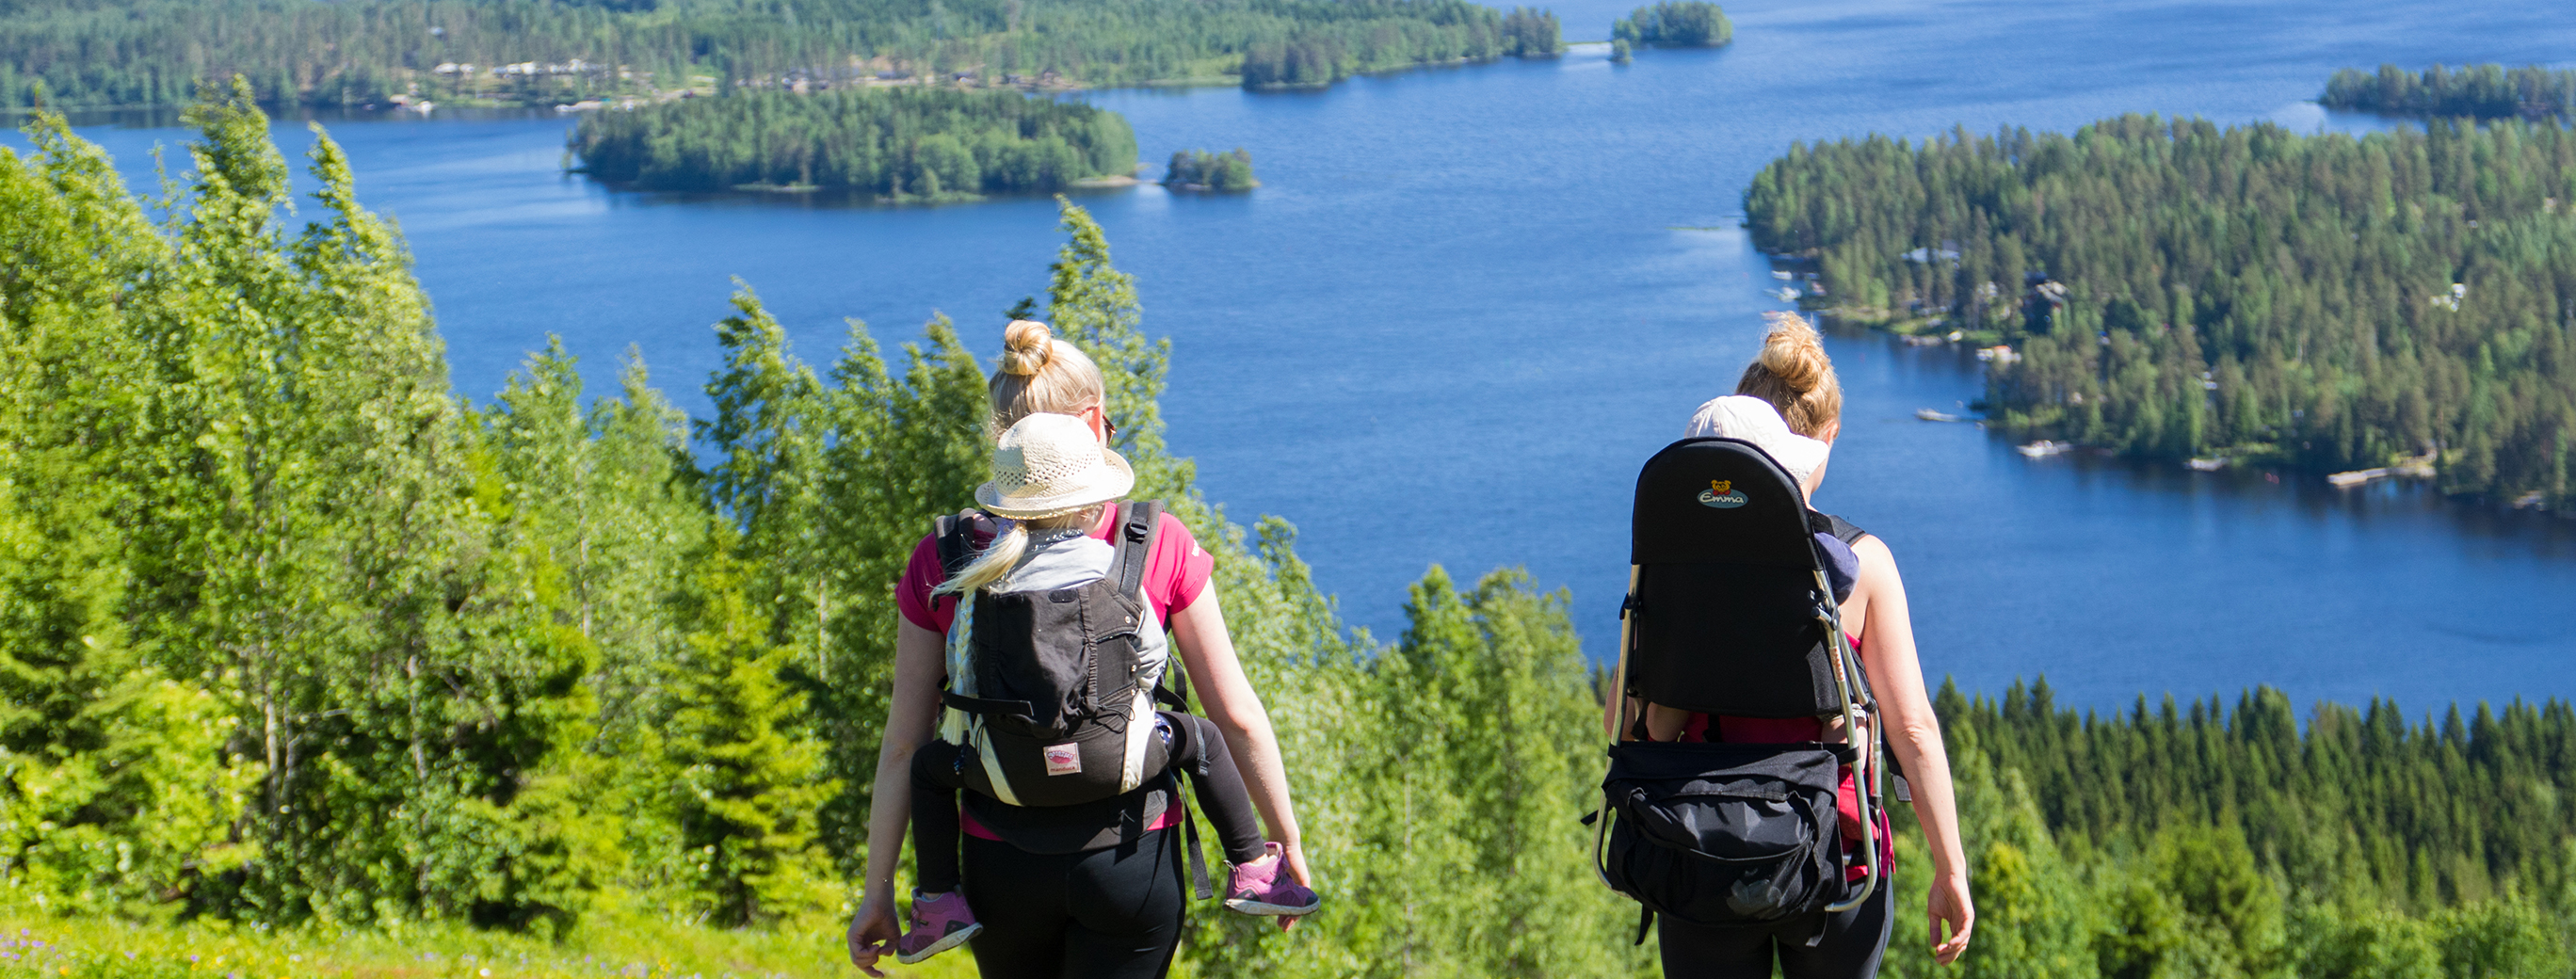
[1656,876,1893,979]
[960,826,1184,979]
[912,710,1264,894]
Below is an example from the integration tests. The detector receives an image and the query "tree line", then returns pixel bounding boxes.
[1235,3,1556,88]
[1613,1,1731,49]
[569,88,1134,197]
[1877,678,2576,979]
[1745,115,2575,505]
[1165,148,1256,191]
[2324,64,2576,122]
[0,0,1537,109]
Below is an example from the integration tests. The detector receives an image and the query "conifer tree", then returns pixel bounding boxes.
[666,529,836,926]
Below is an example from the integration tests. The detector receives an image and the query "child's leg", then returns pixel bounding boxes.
[909,740,969,894]
[1156,711,1266,865]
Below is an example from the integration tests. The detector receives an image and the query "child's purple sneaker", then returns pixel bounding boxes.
[895,890,983,964]
[1223,842,1321,917]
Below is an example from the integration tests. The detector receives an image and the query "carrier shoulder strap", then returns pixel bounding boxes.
[934,509,986,578]
[1109,499,1163,600]
[1806,509,1870,546]
[1103,498,1212,898]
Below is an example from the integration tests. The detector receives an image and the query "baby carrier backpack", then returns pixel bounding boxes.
[933,500,1181,809]
[1588,437,1883,944]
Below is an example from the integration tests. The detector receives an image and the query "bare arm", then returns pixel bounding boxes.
[846,618,946,976]
[1167,583,1310,887]
[1848,535,1974,965]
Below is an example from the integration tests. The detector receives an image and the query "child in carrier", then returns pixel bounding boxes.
[894,411,1320,965]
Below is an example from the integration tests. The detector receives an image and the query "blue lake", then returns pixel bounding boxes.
[15,0,2576,716]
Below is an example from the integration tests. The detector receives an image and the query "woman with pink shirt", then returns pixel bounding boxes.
[846,321,1315,979]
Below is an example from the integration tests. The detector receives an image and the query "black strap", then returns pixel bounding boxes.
[1108,499,1163,600]
[1634,907,1655,946]
[1806,508,1870,546]
[933,510,983,576]
[942,692,1036,718]
[1179,784,1214,900]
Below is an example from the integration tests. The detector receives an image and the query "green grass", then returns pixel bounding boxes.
[0,908,977,979]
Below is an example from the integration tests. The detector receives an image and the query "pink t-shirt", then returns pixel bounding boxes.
[898,503,1215,840]
[897,506,1214,634]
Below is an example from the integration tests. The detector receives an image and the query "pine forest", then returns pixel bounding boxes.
[1163,148,1256,191]
[568,88,1135,197]
[0,0,1547,108]
[2324,64,2576,122]
[1744,114,2576,506]
[1613,2,1731,50]
[9,74,2576,979]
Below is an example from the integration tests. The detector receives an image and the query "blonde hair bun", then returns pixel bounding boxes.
[1735,311,1843,438]
[1001,319,1055,377]
[1757,312,1830,394]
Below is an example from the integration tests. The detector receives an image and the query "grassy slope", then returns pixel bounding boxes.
[0,909,977,979]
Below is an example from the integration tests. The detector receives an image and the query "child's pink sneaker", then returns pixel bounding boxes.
[1223,842,1322,916]
[895,890,982,964]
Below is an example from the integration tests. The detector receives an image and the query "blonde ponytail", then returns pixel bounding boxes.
[931,506,1103,597]
[1735,312,1843,437]
[989,319,1106,437]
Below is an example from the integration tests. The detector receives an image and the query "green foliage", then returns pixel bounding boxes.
[1744,115,2576,502]
[0,0,1521,108]
[1612,2,1731,48]
[664,530,836,927]
[1610,38,1633,63]
[571,88,1138,197]
[1165,148,1258,191]
[1892,678,2576,979]
[1499,7,1562,57]
[24,74,2576,979]
[2324,64,2576,121]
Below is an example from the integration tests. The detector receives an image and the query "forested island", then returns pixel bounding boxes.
[1164,147,1257,191]
[569,88,1135,197]
[1613,1,1732,49]
[2324,64,2576,121]
[0,0,1535,109]
[1746,116,2574,506]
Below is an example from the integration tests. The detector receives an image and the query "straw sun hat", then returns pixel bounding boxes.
[974,412,1135,519]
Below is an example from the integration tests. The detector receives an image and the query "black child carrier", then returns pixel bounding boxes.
[1588,438,1884,943]
[934,501,1178,810]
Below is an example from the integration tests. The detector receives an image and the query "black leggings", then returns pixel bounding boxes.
[961,827,1184,979]
[912,711,1265,894]
[1656,877,1893,979]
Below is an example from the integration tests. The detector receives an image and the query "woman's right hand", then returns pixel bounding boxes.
[1926,872,1975,965]
[847,893,901,976]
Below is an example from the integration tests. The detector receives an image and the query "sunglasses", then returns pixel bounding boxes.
[1104,417,1119,441]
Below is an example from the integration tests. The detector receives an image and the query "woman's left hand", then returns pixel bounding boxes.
[1275,839,1313,932]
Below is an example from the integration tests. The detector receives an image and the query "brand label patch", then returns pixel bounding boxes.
[1043,744,1083,776]
[1698,479,1748,508]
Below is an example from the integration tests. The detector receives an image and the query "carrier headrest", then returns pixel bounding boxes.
[1631,438,1819,570]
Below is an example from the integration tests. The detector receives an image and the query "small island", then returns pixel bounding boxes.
[569,89,1136,200]
[1163,149,1258,191]
[1613,1,1733,49]
[2321,64,2575,121]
